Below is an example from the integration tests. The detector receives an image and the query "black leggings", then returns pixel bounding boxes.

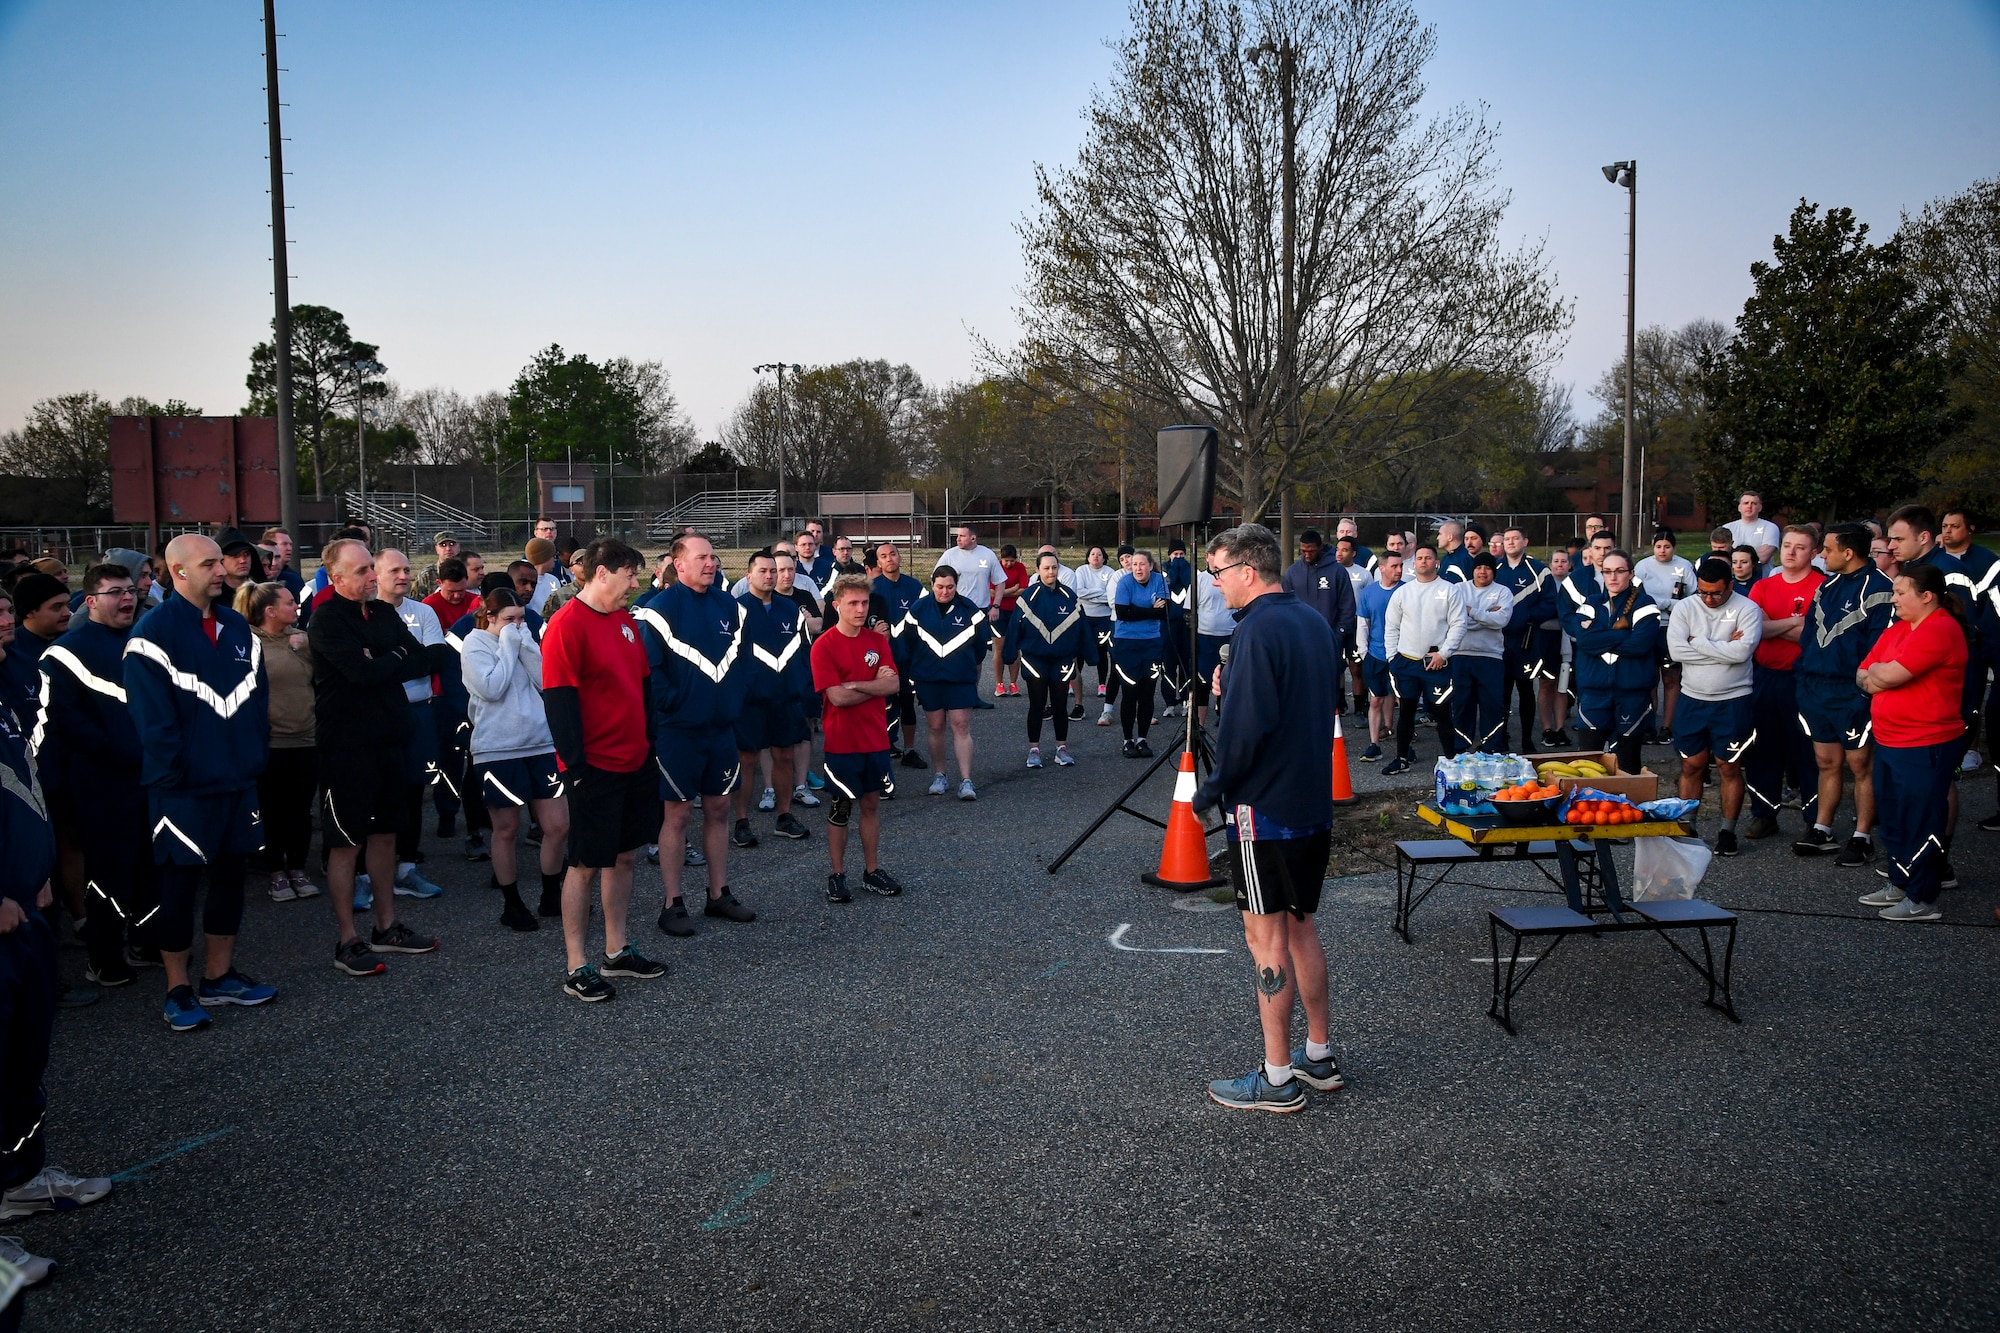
[1023,664,1070,744]
[155,858,246,953]
[1120,671,1156,740]
[1093,626,1117,702]
[885,676,919,746]
[259,746,319,871]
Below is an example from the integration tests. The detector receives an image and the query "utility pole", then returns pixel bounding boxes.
[1602,159,1638,546]
[263,0,298,541]
[753,362,801,535]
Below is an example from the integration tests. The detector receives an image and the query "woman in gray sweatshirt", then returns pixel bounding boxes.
[462,588,570,929]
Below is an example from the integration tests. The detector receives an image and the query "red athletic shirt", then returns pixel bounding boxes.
[423,589,472,627]
[1861,610,1968,749]
[1748,570,1824,670]
[539,597,650,773]
[998,562,1029,609]
[201,613,219,645]
[812,626,893,754]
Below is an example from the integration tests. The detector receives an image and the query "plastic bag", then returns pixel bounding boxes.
[1630,836,1712,901]
[1638,797,1700,822]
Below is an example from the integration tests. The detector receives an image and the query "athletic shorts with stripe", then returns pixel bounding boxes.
[476,752,563,809]
[566,763,662,869]
[823,749,893,801]
[1796,674,1875,751]
[319,744,408,850]
[656,726,740,802]
[149,787,262,867]
[1228,827,1331,919]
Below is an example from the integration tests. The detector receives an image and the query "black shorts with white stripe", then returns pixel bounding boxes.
[1229,829,1331,919]
[319,744,409,849]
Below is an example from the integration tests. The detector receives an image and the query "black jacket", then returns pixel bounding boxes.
[306,594,451,752]
[1280,552,1357,659]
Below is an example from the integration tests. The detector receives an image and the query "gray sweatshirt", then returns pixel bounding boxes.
[1451,580,1515,660]
[1384,577,1467,661]
[1666,593,1762,700]
[461,621,555,763]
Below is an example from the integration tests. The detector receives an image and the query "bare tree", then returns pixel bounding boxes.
[1001,0,1567,523]
[1904,176,2000,506]
[607,358,701,473]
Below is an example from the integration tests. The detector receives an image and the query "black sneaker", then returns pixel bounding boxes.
[731,819,759,849]
[1547,729,1573,748]
[1742,815,1779,840]
[499,889,539,932]
[55,982,101,1009]
[1940,860,1959,890]
[657,901,697,937]
[369,922,439,954]
[862,868,904,897]
[464,832,489,862]
[900,749,929,770]
[1978,811,2000,832]
[334,937,387,977]
[125,943,163,970]
[564,965,615,1003]
[1381,756,1412,776]
[1793,827,1839,856]
[1121,739,1139,758]
[1135,738,1154,758]
[537,886,563,918]
[1714,829,1739,857]
[826,873,853,904]
[704,890,756,923]
[773,813,811,840]
[84,957,137,989]
[1069,703,1086,720]
[601,946,666,979]
[1834,835,1875,868]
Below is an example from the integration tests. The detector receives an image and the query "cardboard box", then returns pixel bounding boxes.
[1532,749,1660,804]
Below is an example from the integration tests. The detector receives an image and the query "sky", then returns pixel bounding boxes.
[2,0,1997,442]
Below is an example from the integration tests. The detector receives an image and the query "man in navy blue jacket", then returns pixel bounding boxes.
[1192,523,1341,1115]
[124,535,276,1032]
[871,543,928,768]
[1495,527,1553,753]
[1280,528,1358,682]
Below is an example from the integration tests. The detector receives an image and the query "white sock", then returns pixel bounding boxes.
[1264,1061,1294,1085]
[1855,830,1872,842]
[1305,1040,1332,1062]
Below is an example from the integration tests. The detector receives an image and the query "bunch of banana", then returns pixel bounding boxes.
[1535,758,1608,779]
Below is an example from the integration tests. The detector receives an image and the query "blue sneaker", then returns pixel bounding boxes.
[1289,1047,1345,1092]
[1360,743,1383,763]
[352,873,373,911]
[393,867,443,899]
[162,986,212,1033]
[1381,756,1412,777]
[197,969,277,1008]
[1207,1067,1306,1113]
[805,770,827,791]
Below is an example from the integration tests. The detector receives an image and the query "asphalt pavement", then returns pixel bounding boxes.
[20,691,2000,1330]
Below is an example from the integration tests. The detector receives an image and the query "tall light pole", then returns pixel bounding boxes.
[343,356,384,517]
[1602,159,1637,545]
[1250,38,1298,559]
[262,0,298,540]
[753,362,802,532]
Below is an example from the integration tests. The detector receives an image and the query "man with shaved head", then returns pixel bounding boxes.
[122,533,277,1031]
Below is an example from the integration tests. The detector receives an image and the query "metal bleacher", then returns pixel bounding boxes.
[648,489,777,541]
[342,492,489,546]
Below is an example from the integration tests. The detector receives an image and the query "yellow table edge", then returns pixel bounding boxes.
[1417,802,1692,844]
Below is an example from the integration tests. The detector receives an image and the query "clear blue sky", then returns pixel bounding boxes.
[2,0,1996,441]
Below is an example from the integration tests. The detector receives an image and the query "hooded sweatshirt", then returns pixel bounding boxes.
[461,621,554,763]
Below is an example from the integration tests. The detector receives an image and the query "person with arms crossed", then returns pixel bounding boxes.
[909,565,990,798]
[1073,545,1120,721]
[1494,527,1553,753]
[1281,527,1358,715]
[1668,556,1763,857]
[1381,544,1465,775]
[813,574,906,903]
[1742,525,1825,840]
[1561,548,1663,778]
[1450,553,1514,752]
[1791,524,1894,863]
[374,549,448,899]
[1636,528,1698,742]
[1191,524,1340,1113]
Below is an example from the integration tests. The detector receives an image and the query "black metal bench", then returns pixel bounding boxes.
[1393,839,1601,942]
[1486,898,1741,1034]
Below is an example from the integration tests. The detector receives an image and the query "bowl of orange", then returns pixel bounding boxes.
[1489,780,1564,825]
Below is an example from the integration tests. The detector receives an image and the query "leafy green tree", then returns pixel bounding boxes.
[1697,201,1962,520]
[501,345,695,479]
[246,304,387,500]
[0,392,115,512]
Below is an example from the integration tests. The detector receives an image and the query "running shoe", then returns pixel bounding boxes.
[1360,743,1383,763]
[826,872,853,904]
[732,819,760,849]
[773,813,811,840]
[1135,738,1153,758]
[1027,747,1043,769]
[1098,704,1114,726]
[657,902,697,937]
[644,843,660,865]
[601,946,666,979]
[1879,897,1942,922]
[1162,703,1179,718]
[1122,739,1139,758]
[196,969,276,1007]
[806,770,827,790]
[1206,1068,1306,1113]
[994,684,1007,698]
[564,964,615,1003]
[683,842,707,867]
[1962,748,1983,774]
[393,867,444,899]
[1069,704,1085,720]
[958,779,978,801]
[369,922,439,954]
[704,890,756,923]
[0,1165,112,1222]
[1714,830,1739,857]
[288,870,321,899]
[1742,815,1778,840]
[757,787,776,812]
[268,871,297,902]
[1793,828,1839,856]
[162,986,211,1032]
[334,937,386,977]
[1941,860,1959,890]
[1859,884,1904,907]
[900,749,929,770]
[862,868,904,897]
[928,772,950,796]
[464,832,490,862]
[0,1234,54,1288]
[125,943,162,969]
[1290,1048,1346,1092]
[1054,745,1075,766]
[1380,756,1411,776]
[1834,836,1875,868]
[1008,682,1021,696]
[499,890,539,932]
[352,873,373,911]
[84,956,136,989]
[792,784,822,808]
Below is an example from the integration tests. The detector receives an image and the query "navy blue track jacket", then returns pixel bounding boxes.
[36,618,140,782]
[737,592,809,705]
[1796,567,1895,684]
[1015,581,1085,663]
[0,702,54,908]
[1192,590,1336,829]
[630,581,747,733]
[907,593,989,685]
[124,596,268,794]
[1496,555,1553,647]
[1562,584,1663,695]
[872,573,926,669]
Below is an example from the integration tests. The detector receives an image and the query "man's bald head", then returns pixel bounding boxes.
[163,534,227,606]
[375,548,412,601]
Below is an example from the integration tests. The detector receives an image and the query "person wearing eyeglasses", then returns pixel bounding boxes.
[1668,556,1763,857]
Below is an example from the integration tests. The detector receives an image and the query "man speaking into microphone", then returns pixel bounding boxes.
[1192,524,1341,1113]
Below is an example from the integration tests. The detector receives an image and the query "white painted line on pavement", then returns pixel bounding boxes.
[1108,923,1230,955]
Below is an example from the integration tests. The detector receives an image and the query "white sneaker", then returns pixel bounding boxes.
[1859,885,1905,907]
[0,1234,54,1288]
[928,772,950,796]
[288,870,321,899]
[792,784,821,808]
[1026,747,1043,769]
[958,779,978,801]
[1879,896,1941,922]
[1963,748,1984,774]
[757,787,776,812]
[1162,703,1180,718]
[1055,744,1075,766]
[0,1164,113,1222]
[1098,704,1115,726]
[267,871,297,903]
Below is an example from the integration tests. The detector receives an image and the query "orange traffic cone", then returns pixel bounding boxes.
[1330,713,1358,806]
[1141,751,1228,890]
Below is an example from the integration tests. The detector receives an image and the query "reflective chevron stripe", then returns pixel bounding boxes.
[124,635,262,718]
[914,620,979,658]
[631,606,742,683]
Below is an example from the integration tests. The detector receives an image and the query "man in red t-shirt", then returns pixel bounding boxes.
[810,574,905,904]
[539,538,665,1003]
[1743,523,1827,838]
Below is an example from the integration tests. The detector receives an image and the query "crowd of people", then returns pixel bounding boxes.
[0,496,1992,1292]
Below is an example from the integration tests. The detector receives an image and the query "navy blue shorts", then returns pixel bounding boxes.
[735,698,810,753]
[1389,656,1452,705]
[1112,638,1163,688]
[476,752,563,808]
[1797,675,1874,750]
[656,727,740,802]
[1363,655,1394,699]
[915,680,980,713]
[150,787,262,867]
[1531,627,1562,680]
[823,749,894,800]
[1018,654,1075,684]
[405,698,440,786]
[1673,694,1755,761]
